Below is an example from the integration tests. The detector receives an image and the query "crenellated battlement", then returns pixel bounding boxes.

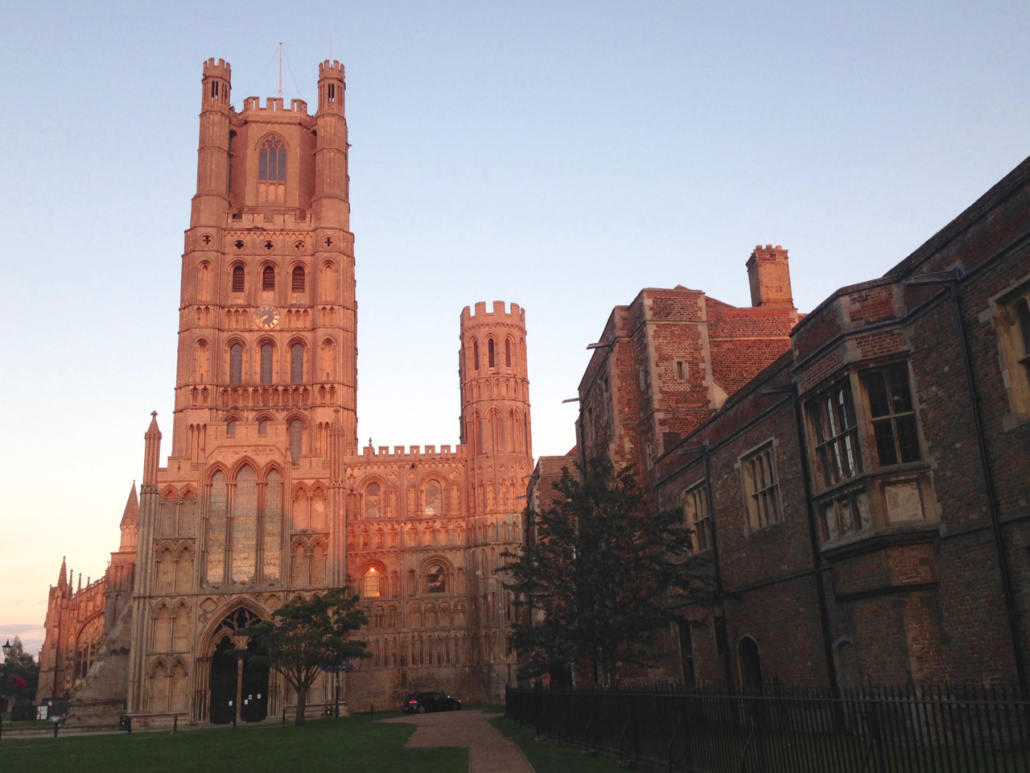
[240,96,309,115]
[203,57,231,79]
[460,301,525,326]
[318,59,345,80]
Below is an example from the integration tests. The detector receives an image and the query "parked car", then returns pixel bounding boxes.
[402,691,462,714]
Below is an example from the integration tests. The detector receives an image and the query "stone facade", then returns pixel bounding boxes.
[36,57,530,726]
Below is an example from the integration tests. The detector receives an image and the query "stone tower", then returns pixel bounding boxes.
[38,57,533,727]
[459,302,533,694]
[125,57,358,720]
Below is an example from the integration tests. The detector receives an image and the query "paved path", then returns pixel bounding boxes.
[382,710,534,773]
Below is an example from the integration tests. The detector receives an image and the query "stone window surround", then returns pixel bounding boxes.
[803,361,937,547]
[736,437,784,534]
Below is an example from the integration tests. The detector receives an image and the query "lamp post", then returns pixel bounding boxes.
[2,639,12,716]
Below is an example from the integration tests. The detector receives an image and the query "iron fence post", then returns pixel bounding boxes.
[534,682,542,738]
[868,699,888,773]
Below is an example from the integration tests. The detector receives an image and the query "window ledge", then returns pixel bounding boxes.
[815,462,931,500]
[821,524,939,561]
[744,521,784,539]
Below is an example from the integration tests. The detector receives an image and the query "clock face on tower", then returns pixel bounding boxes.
[254,306,280,330]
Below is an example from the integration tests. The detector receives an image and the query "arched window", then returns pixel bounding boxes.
[291,344,304,383]
[363,568,381,598]
[365,483,381,519]
[262,265,275,291]
[292,266,305,292]
[260,343,273,385]
[426,565,446,593]
[473,340,479,371]
[425,481,443,515]
[320,262,336,302]
[488,339,495,368]
[226,420,236,437]
[74,617,103,682]
[259,136,287,182]
[258,419,268,435]
[289,420,302,463]
[505,339,512,367]
[229,344,243,385]
[194,340,210,383]
[321,339,335,381]
[232,265,245,293]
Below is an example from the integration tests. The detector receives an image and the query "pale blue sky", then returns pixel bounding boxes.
[3,1,1029,654]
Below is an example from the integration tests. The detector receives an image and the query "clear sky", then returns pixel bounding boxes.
[2,1,1029,656]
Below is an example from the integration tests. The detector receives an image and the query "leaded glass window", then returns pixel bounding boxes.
[862,364,921,466]
[259,136,287,182]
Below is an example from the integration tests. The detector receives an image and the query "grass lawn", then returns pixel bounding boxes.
[0,712,468,773]
[490,715,631,773]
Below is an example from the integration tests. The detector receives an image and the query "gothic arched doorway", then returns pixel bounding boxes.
[208,608,269,724]
[739,636,763,691]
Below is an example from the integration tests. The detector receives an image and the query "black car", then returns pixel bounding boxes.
[402,691,462,714]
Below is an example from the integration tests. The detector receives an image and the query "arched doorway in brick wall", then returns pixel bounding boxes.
[739,636,763,690]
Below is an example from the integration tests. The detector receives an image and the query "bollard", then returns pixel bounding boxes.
[53,720,59,738]
[1,712,4,742]
[173,716,178,733]
[370,704,374,716]
[282,709,286,724]
[127,715,132,733]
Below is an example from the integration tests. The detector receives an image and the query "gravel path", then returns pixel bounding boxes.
[383,710,535,773]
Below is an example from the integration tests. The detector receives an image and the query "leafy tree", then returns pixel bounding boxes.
[3,637,39,706]
[504,457,714,687]
[234,588,369,725]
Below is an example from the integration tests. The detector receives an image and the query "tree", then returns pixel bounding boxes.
[504,457,715,687]
[235,588,369,725]
[2,637,39,708]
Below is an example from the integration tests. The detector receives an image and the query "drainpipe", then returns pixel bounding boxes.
[762,384,840,697]
[907,269,1027,697]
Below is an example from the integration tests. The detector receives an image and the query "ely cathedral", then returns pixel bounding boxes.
[36,57,532,726]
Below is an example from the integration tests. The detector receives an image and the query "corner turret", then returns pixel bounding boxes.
[458,301,533,516]
[313,60,350,227]
[191,57,233,227]
[317,59,345,116]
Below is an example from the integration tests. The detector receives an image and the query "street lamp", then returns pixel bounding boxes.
[2,639,12,716]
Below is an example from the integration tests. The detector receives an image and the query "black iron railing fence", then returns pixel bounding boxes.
[505,683,1030,772]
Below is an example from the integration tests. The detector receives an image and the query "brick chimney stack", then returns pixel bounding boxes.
[746,244,794,308]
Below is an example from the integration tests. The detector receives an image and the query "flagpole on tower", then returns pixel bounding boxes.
[278,42,283,99]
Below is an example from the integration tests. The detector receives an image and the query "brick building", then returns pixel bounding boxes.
[578,155,1030,691]
[36,57,530,727]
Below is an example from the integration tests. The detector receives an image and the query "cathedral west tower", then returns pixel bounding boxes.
[39,57,531,726]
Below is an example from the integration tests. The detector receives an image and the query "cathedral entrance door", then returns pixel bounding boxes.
[207,608,269,723]
[209,636,237,724]
[240,639,269,722]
